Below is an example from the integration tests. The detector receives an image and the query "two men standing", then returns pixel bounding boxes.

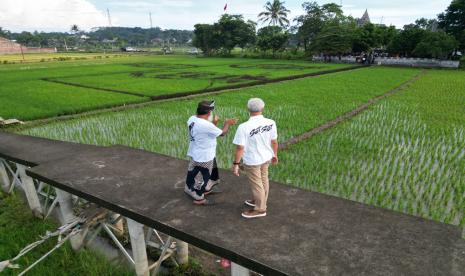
[185,98,278,219]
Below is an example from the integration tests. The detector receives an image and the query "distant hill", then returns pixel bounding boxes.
[90,27,193,45]
[4,27,193,49]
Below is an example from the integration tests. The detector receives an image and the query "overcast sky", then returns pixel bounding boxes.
[0,0,452,33]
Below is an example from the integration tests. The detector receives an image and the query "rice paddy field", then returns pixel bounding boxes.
[0,55,350,120]
[3,54,464,238]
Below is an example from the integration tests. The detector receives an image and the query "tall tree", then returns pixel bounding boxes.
[320,3,344,20]
[294,2,324,51]
[257,26,289,55]
[258,0,290,27]
[294,2,344,52]
[438,0,465,51]
[237,20,257,49]
[310,21,353,58]
[70,24,80,34]
[193,24,221,56]
[352,23,377,53]
[0,27,10,38]
[217,14,256,54]
[413,30,457,59]
[414,18,438,30]
[387,25,426,57]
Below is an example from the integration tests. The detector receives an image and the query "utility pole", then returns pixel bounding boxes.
[149,12,153,28]
[63,38,68,52]
[19,45,25,61]
[107,8,112,27]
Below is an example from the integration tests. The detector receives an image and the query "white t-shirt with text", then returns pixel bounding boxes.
[187,116,223,162]
[233,115,278,166]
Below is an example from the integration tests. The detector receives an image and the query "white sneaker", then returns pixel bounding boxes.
[184,185,204,201]
[205,179,220,192]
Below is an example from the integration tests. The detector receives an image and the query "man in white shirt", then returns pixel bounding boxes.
[185,100,237,205]
[232,98,278,218]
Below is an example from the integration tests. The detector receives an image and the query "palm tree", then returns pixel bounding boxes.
[70,24,80,35]
[258,0,290,27]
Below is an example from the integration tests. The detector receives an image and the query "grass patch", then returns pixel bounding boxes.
[0,191,133,276]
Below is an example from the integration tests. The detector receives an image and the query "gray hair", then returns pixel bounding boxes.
[247,98,265,113]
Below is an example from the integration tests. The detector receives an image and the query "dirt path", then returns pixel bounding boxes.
[279,70,426,150]
[42,78,148,97]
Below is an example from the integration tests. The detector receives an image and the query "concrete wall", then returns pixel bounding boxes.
[23,47,57,54]
[0,37,56,55]
[0,37,22,54]
[312,55,460,69]
[375,57,459,68]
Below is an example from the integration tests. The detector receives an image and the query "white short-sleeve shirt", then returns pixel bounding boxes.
[187,116,223,162]
[233,115,278,166]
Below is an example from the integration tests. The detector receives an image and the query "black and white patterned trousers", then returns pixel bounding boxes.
[185,158,219,196]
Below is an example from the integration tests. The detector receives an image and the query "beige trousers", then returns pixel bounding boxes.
[244,162,270,212]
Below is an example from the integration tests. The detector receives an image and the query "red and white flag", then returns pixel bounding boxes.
[224,3,228,11]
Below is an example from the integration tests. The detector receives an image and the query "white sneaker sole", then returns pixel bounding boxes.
[241,212,266,218]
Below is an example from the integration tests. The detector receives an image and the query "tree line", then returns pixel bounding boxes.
[193,0,465,60]
[0,26,193,50]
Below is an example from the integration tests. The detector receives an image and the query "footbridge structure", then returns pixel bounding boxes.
[0,131,464,275]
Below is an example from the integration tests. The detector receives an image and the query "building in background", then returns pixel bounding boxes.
[358,9,371,26]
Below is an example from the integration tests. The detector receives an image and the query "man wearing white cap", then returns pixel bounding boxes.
[232,98,278,218]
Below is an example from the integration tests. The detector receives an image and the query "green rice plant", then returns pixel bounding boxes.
[272,70,465,231]
[22,69,464,232]
[0,80,147,121]
[47,60,349,97]
[22,66,419,168]
[0,55,349,120]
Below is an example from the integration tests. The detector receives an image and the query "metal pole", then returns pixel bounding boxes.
[55,188,83,250]
[231,262,250,276]
[175,239,188,264]
[16,164,43,218]
[0,159,10,192]
[127,218,149,276]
